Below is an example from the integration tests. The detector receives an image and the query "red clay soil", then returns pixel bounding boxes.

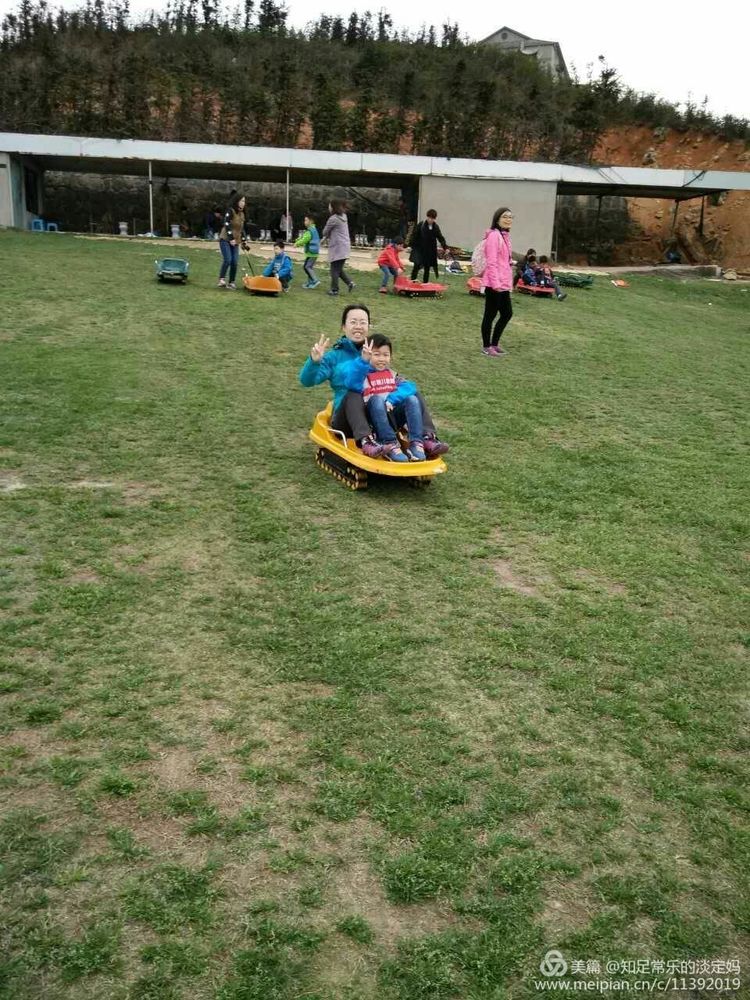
[594,126,750,270]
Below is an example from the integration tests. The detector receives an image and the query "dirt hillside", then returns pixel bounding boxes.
[594,126,750,270]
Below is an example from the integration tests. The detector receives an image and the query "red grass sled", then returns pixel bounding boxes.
[515,279,555,297]
[394,276,447,298]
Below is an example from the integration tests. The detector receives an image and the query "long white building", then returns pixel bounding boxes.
[2,132,749,255]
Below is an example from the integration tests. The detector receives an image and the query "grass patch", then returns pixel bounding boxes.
[122,863,222,932]
[0,230,748,997]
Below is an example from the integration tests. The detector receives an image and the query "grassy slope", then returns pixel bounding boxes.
[0,231,748,1000]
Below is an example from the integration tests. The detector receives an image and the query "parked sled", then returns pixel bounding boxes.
[557,273,594,288]
[155,258,189,283]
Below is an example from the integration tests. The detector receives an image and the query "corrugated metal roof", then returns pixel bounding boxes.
[2,132,748,200]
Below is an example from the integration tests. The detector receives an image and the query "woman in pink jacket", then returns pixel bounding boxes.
[480,207,514,357]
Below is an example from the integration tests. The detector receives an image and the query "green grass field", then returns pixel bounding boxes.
[1,230,748,1000]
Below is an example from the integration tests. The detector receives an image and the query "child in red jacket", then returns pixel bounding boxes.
[535,255,567,301]
[377,239,405,293]
[342,333,431,461]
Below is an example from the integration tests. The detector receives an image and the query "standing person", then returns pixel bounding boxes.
[295,214,321,289]
[204,207,222,240]
[397,197,409,241]
[479,207,514,357]
[377,239,405,294]
[322,198,355,297]
[410,209,448,284]
[218,194,246,290]
[279,210,293,242]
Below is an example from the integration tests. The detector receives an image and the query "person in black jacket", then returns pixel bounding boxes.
[217,194,246,289]
[409,209,448,283]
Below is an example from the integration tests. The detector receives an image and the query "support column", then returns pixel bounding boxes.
[594,195,603,245]
[148,161,154,236]
[285,168,290,240]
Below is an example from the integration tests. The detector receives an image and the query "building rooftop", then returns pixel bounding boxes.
[2,132,748,201]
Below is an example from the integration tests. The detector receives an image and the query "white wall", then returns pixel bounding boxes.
[0,155,45,228]
[0,153,14,226]
[418,176,557,258]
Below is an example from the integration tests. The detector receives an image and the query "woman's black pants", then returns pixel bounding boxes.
[411,261,437,283]
[481,289,513,347]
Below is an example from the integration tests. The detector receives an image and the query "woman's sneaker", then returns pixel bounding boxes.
[217,279,227,288]
[382,442,409,463]
[227,282,236,290]
[482,346,498,356]
[358,436,384,459]
[423,436,449,457]
[309,279,321,289]
[408,441,427,461]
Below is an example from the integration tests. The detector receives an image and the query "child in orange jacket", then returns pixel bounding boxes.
[377,239,405,293]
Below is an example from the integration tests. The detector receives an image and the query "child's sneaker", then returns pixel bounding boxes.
[358,436,384,459]
[227,282,236,290]
[309,279,321,289]
[347,282,356,292]
[557,292,567,301]
[382,442,409,463]
[327,290,339,296]
[217,279,227,288]
[379,287,388,294]
[423,436,449,457]
[408,441,426,461]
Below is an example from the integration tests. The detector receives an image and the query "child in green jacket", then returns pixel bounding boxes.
[295,215,321,289]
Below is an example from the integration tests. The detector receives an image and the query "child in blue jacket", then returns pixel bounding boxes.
[521,253,539,285]
[263,241,293,290]
[341,333,431,462]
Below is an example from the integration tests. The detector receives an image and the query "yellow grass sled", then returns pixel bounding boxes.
[309,403,447,491]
